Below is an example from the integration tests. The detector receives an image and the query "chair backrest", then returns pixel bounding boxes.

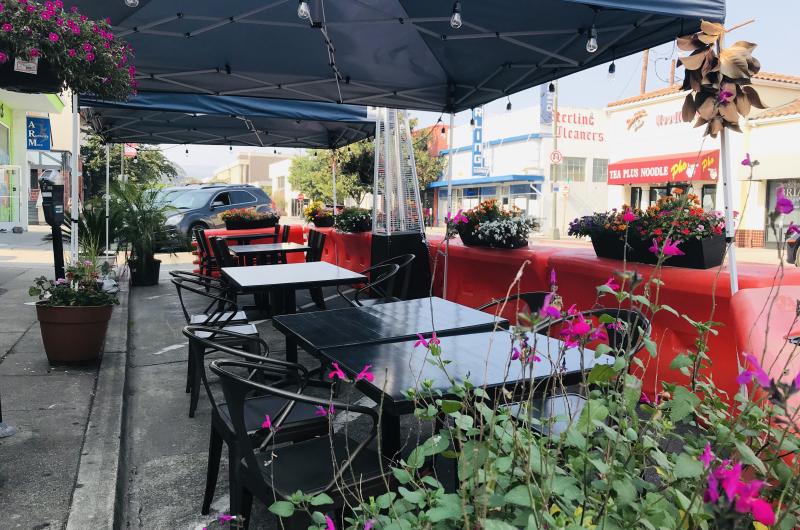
[209,236,236,268]
[210,358,379,493]
[170,275,239,326]
[476,292,550,325]
[372,254,415,300]
[306,229,326,262]
[281,225,291,243]
[193,227,213,272]
[353,262,400,306]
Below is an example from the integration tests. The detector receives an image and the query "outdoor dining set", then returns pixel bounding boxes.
[168,225,648,528]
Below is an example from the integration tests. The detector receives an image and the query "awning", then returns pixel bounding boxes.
[607,149,720,185]
[72,0,724,113]
[429,174,544,188]
[80,92,375,149]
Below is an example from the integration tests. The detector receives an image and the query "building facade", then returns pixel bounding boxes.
[211,152,289,188]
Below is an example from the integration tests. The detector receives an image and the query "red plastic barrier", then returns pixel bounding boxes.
[194,224,308,273]
[315,227,372,272]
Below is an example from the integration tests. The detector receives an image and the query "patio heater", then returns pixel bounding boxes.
[371,108,431,298]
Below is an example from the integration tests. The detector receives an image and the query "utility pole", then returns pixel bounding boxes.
[640,49,650,94]
[548,81,560,239]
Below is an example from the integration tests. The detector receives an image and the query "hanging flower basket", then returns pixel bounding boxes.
[0,1,136,100]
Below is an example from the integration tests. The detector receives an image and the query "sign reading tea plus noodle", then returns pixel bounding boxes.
[608,150,719,185]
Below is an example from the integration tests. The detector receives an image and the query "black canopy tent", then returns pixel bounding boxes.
[72,0,725,113]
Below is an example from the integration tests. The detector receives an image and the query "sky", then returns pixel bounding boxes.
[163,0,798,179]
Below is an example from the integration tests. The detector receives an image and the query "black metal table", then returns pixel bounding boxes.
[221,262,366,315]
[320,330,612,456]
[272,296,508,363]
[229,242,310,265]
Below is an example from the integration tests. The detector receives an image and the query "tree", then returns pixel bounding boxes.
[80,132,181,198]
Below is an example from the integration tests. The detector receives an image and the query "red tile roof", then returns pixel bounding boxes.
[607,72,800,108]
[752,97,800,120]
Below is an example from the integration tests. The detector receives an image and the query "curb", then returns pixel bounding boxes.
[65,269,130,530]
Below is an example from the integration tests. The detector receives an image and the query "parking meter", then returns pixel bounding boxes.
[39,170,65,279]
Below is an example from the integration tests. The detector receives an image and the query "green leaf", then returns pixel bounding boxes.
[668,386,700,422]
[504,485,534,507]
[673,453,703,478]
[632,294,652,308]
[577,399,609,431]
[482,520,519,530]
[642,336,657,358]
[268,501,295,517]
[596,284,617,296]
[564,427,586,450]
[309,493,334,506]
[398,486,426,506]
[393,468,413,484]
[454,413,474,431]
[612,478,637,504]
[495,456,513,473]
[427,494,463,522]
[440,399,462,413]
[588,364,617,384]
[588,457,609,474]
[376,492,397,509]
[669,354,693,371]
[735,440,767,475]
[594,343,613,357]
[659,304,679,317]
[598,313,617,324]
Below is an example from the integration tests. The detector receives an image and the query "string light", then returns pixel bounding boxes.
[124,0,139,7]
[450,1,462,29]
[506,97,512,111]
[608,60,616,79]
[586,25,598,53]
[470,115,475,126]
[441,126,446,135]
[548,82,555,93]
[297,0,311,20]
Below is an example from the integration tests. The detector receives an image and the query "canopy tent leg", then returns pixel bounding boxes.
[332,149,337,218]
[70,94,79,263]
[105,144,110,258]
[443,113,455,300]
[720,129,738,294]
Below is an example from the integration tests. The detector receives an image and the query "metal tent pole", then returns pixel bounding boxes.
[443,113,455,300]
[105,143,110,257]
[720,129,738,294]
[70,94,80,262]
[120,144,125,183]
[331,149,337,218]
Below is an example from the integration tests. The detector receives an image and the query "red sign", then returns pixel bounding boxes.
[123,143,138,158]
[549,150,563,165]
[608,149,720,185]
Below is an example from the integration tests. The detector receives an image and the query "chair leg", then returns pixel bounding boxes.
[186,344,195,394]
[238,485,253,530]
[228,444,240,519]
[202,427,224,515]
[189,347,202,418]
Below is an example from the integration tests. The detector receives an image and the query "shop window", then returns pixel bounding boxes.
[438,188,448,198]
[463,187,479,197]
[592,158,609,183]
[649,187,669,206]
[0,124,8,165]
[767,180,800,243]
[551,157,586,182]
[631,187,642,210]
[701,185,717,211]
[509,184,533,194]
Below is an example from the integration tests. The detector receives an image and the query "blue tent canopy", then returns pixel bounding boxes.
[73,0,724,113]
[81,92,375,148]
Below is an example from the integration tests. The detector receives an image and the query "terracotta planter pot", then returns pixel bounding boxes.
[35,304,113,364]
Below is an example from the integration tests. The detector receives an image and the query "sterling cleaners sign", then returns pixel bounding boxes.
[608,150,719,185]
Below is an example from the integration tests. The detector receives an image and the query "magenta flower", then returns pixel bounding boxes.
[29,48,40,58]
[638,392,658,406]
[81,42,92,52]
[26,4,35,12]
[364,520,375,530]
[0,52,7,64]
[511,347,520,361]
[445,209,468,225]
[56,0,63,7]
[699,442,715,469]
[718,90,734,104]
[40,11,52,20]
[720,462,742,501]
[604,277,620,290]
[68,48,76,57]
[539,293,560,319]
[414,332,440,349]
[315,404,335,417]
[356,364,374,382]
[566,304,578,316]
[787,222,800,237]
[622,208,637,223]
[261,415,272,430]
[326,516,336,530]
[589,324,607,342]
[550,268,557,286]
[218,514,236,522]
[734,480,776,525]
[776,186,794,215]
[327,362,347,380]
[85,52,95,62]
[80,14,87,21]
[649,238,684,257]
[71,5,78,12]
[741,153,752,167]
[736,353,770,387]
[1,23,12,32]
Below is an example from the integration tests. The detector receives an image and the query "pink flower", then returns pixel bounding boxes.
[699,442,715,469]
[718,90,734,104]
[356,364,374,382]
[364,520,375,530]
[327,362,347,380]
[787,222,800,237]
[549,268,557,287]
[326,516,336,530]
[734,481,776,525]
[511,347,520,361]
[81,42,92,52]
[741,153,752,166]
[40,11,52,20]
[86,52,95,62]
[776,186,794,215]
[80,14,87,21]
[622,208,637,223]
[539,293,560,319]
[1,23,12,32]
[261,415,272,430]
[414,332,440,349]
[56,0,63,7]
[71,6,78,12]
[736,353,771,387]
[589,324,607,342]
[639,392,658,406]
[566,304,578,316]
[649,238,684,257]
[68,48,76,57]
[0,52,7,64]
[445,209,468,225]
[604,277,620,290]
[218,514,236,523]
[26,4,35,12]
[315,404,335,417]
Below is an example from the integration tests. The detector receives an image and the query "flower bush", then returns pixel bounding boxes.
[303,200,333,225]
[455,199,539,248]
[219,208,278,223]
[334,207,371,233]
[0,0,136,99]
[568,207,642,241]
[638,189,725,245]
[29,259,117,306]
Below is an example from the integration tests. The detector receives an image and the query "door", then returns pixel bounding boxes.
[0,166,21,225]
[209,191,232,227]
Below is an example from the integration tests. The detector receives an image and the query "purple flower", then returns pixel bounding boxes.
[1,23,12,32]
[741,153,752,167]
[85,52,95,62]
[364,521,375,530]
[356,364,374,382]
[48,32,60,42]
[0,51,7,64]
[718,90,734,104]
[699,442,715,469]
[539,293,560,319]
[218,514,236,523]
[81,42,92,52]
[510,347,520,361]
[314,404,335,417]
[622,208,637,223]
[326,516,336,530]
[787,222,800,237]
[776,186,794,215]
[68,48,76,57]
[549,268,557,287]
[649,238,684,257]
[29,48,40,58]
[736,353,771,387]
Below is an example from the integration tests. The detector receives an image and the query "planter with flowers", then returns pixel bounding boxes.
[29,260,118,364]
[334,206,371,233]
[303,200,334,228]
[568,208,641,260]
[633,189,726,269]
[221,208,279,230]
[454,199,538,249]
[0,0,136,98]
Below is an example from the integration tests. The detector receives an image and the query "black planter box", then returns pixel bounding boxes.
[313,216,334,227]
[631,234,725,269]
[457,228,528,249]
[589,233,635,260]
[224,218,278,230]
[130,258,161,286]
[0,60,62,94]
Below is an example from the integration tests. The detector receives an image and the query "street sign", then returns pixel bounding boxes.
[26,117,51,151]
[549,150,563,165]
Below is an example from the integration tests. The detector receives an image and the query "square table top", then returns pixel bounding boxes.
[228,242,310,256]
[272,296,508,353]
[320,330,613,414]
[221,261,366,292]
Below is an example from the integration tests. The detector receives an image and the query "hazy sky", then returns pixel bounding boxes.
[164,0,797,179]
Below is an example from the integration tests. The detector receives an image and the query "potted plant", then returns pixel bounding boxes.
[455,199,538,249]
[0,1,136,99]
[221,208,280,230]
[29,259,118,364]
[568,209,640,260]
[334,207,372,233]
[113,180,170,286]
[633,189,726,268]
[303,200,334,227]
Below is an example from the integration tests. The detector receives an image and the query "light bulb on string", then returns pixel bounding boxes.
[548,82,555,93]
[586,26,598,53]
[297,0,311,20]
[450,1,462,29]
[441,126,446,135]
[125,0,139,7]
[470,116,475,126]
[607,61,616,79]
[506,98,512,111]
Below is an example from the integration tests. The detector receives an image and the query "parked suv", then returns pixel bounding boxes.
[162,184,274,248]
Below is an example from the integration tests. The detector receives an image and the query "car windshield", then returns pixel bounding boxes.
[156,189,190,205]
[171,190,214,210]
